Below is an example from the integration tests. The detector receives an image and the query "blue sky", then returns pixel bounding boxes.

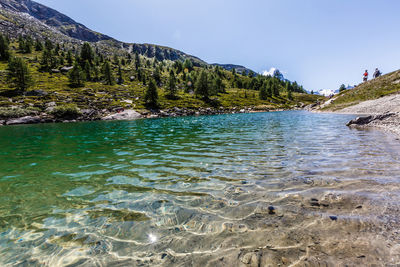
[35,0,400,92]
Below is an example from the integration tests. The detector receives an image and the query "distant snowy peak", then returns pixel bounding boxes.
[314,89,337,96]
[313,85,355,96]
[262,68,284,80]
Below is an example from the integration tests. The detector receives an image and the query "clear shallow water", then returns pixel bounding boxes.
[1,111,400,266]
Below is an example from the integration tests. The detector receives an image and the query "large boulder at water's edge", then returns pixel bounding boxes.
[102,110,142,121]
[6,116,41,125]
[346,113,396,126]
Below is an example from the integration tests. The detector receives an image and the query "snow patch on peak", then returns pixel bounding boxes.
[262,67,277,77]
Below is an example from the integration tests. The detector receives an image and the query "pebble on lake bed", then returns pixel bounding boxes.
[268,206,276,215]
[329,216,338,221]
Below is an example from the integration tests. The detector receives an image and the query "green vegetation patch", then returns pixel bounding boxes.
[50,104,81,119]
[0,106,40,119]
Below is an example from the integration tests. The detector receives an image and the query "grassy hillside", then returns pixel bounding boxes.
[321,70,400,111]
[0,39,321,121]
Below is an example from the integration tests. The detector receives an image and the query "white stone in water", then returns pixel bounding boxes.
[148,233,157,243]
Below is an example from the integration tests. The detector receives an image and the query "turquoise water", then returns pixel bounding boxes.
[1,111,400,266]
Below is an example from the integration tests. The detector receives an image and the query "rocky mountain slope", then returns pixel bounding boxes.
[0,0,206,64]
[0,0,112,42]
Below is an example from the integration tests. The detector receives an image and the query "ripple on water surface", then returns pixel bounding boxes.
[1,111,400,266]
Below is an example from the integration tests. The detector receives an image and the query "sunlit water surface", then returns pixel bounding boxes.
[1,111,400,266]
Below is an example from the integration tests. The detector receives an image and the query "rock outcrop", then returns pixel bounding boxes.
[0,0,113,42]
[346,112,400,137]
[346,113,396,127]
[0,0,206,64]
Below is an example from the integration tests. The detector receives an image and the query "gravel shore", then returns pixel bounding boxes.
[331,93,400,137]
[337,93,400,115]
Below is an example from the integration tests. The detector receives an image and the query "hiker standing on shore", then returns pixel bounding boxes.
[363,70,368,82]
[373,68,382,78]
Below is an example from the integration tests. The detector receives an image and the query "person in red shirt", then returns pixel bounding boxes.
[363,70,368,82]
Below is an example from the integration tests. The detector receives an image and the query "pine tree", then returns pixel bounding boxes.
[137,68,143,83]
[117,64,123,84]
[59,55,65,66]
[265,80,273,97]
[7,57,33,92]
[195,71,209,100]
[212,76,225,94]
[288,90,293,100]
[68,62,86,88]
[25,36,33,53]
[134,52,141,70]
[153,67,161,85]
[144,79,159,108]
[113,54,119,65]
[0,34,10,61]
[44,39,54,51]
[235,77,243,89]
[259,82,268,100]
[66,51,73,65]
[81,42,94,64]
[93,66,100,81]
[40,49,58,72]
[272,80,280,96]
[102,62,114,85]
[35,39,43,51]
[17,36,33,54]
[94,56,100,67]
[18,36,25,52]
[84,60,92,81]
[174,60,183,73]
[183,59,193,72]
[55,43,61,55]
[166,69,177,99]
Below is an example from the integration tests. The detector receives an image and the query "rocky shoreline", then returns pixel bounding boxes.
[346,112,400,137]
[312,93,400,138]
[0,106,291,126]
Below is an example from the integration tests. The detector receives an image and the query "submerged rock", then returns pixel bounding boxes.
[102,109,142,121]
